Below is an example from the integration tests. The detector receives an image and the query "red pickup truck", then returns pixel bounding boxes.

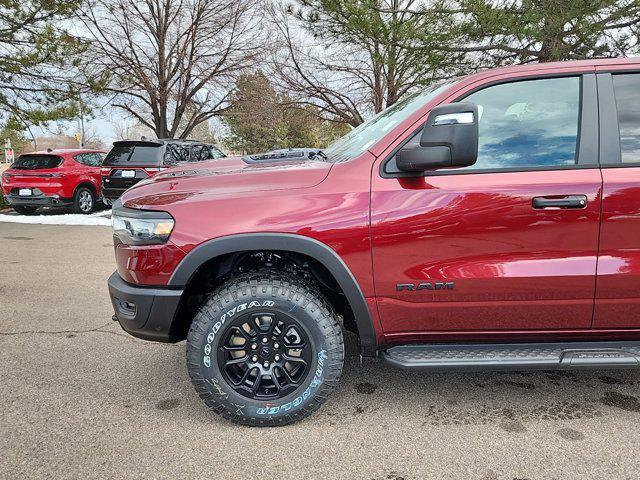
[108,58,640,426]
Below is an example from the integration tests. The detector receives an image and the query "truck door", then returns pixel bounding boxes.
[593,71,640,328]
[371,74,603,336]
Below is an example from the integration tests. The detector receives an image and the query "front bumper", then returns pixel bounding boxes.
[108,272,183,342]
[5,192,72,207]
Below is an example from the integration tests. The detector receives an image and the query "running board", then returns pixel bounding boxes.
[382,341,640,371]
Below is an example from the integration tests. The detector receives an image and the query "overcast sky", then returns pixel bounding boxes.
[33,103,126,146]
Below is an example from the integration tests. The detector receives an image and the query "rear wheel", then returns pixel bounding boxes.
[186,270,344,426]
[12,206,37,215]
[73,187,95,214]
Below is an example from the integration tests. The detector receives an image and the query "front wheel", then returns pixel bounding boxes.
[73,187,95,214]
[186,270,344,426]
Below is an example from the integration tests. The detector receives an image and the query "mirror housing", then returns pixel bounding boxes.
[396,103,479,172]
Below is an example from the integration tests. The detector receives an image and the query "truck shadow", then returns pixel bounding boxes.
[138,335,640,431]
[322,356,640,431]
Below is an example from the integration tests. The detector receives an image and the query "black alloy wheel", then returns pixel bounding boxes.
[217,311,313,400]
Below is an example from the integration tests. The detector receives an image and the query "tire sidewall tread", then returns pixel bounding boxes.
[186,269,344,427]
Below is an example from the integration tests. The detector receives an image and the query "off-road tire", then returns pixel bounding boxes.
[186,269,344,426]
[12,206,38,215]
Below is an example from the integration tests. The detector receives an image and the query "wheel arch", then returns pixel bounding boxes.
[169,233,378,355]
[74,181,98,198]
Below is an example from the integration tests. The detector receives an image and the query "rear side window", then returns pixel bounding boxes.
[12,155,63,170]
[164,143,191,164]
[75,153,104,166]
[103,145,162,166]
[190,145,210,162]
[612,74,640,163]
[460,76,581,170]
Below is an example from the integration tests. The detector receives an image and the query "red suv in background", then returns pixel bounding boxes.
[109,58,640,427]
[2,149,106,215]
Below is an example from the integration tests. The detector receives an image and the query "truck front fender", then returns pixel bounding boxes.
[168,233,378,355]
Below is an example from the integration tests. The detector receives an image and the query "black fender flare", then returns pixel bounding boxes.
[169,233,378,355]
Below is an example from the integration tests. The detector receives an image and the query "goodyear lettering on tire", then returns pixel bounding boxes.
[255,349,328,416]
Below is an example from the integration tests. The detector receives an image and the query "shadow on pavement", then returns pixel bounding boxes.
[125,329,640,431]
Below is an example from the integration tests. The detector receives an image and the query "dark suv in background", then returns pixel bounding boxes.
[101,139,225,204]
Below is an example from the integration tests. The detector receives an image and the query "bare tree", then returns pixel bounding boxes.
[80,0,263,138]
[79,125,106,149]
[270,1,458,127]
[31,125,105,150]
[112,119,155,142]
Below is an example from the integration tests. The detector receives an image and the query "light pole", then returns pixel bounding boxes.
[77,95,85,148]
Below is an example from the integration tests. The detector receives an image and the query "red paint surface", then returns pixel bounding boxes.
[594,167,640,328]
[371,169,603,334]
[1,149,105,200]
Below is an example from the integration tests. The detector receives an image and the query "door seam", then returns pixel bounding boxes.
[590,74,604,329]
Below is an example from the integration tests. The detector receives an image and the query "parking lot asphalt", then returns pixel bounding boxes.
[2,222,640,479]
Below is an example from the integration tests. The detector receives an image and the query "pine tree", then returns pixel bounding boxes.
[223,71,349,154]
[0,0,86,126]
[437,0,640,64]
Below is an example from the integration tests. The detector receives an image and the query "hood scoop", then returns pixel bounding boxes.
[244,148,321,164]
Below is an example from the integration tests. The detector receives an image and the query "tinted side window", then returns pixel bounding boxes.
[613,74,640,163]
[189,145,209,162]
[461,77,580,170]
[88,153,104,166]
[75,153,102,166]
[164,144,190,164]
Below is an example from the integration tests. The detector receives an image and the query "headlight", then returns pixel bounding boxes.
[112,208,174,246]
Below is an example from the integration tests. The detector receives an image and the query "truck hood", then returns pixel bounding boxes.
[121,155,333,209]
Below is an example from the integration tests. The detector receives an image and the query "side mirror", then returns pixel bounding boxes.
[396,103,479,172]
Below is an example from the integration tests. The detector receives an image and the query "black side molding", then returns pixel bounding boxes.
[168,233,378,356]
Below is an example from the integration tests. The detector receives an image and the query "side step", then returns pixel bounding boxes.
[382,341,640,371]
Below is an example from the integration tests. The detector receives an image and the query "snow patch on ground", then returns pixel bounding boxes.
[90,209,112,218]
[0,211,112,226]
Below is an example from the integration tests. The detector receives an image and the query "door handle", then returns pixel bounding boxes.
[532,195,587,209]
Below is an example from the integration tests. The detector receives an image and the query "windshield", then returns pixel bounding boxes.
[323,81,455,162]
[12,154,63,170]
[103,144,162,166]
